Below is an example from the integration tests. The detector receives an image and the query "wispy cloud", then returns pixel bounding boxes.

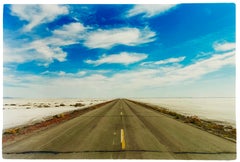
[85,52,148,66]
[141,56,185,66]
[110,50,235,89]
[41,70,87,77]
[10,4,69,31]
[83,27,156,49]
[126,4,177,18]
[166,51,235,83]
[213,41,235,52]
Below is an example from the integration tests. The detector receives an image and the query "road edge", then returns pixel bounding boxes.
[126,99,236,143]
[2,99,116,145]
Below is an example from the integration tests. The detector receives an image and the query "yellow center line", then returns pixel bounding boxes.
[121,129,126,150]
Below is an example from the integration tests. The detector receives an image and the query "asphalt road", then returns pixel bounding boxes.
[2,99,236,159]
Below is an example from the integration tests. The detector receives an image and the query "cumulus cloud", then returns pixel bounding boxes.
[126,4,177,18]
[10,4,69,31]
[85,52,148,66]
[84,27,156,49]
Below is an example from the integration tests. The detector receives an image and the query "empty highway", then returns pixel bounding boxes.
[2,99,236,159]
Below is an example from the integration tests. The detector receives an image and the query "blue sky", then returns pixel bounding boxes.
[3,3,236,98]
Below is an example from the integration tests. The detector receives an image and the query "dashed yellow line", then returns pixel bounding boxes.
[121,129,126,150]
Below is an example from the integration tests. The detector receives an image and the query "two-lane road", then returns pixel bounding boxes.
[2,99,236,159]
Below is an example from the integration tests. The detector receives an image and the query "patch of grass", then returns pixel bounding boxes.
[3,128,19,135]
[72,103,85,107]
[36,104,50,108]
[55,113,65,118]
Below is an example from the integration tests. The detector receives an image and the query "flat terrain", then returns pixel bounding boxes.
[2,99,236,159]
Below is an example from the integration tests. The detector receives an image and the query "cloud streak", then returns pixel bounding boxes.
[141,56,185,66]
[83,27,156,49]
[85,52,148,66]
[126,4,177,18]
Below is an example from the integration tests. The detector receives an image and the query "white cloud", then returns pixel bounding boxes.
[11,4,69,31]
[141,56,185,66]
[3,43,44,64]
[3,45,30,63]
[165,51,235,83]
[4,22,87,66]
[113,51,235,89]
[31,41,67,64]
[30,22,87,66]
[213,42,235,52]
[4,41,67,66]
[77,71,87,76]
[4,50,235,98]
[53,22,86,37]
[84,27,156,49]
[91,50,235,91]
[155,56,185,65]
[41,70,87,78]
[49,22,87,46]
[126,4,177,18]
[85,52,148,66]
[4,21,154,66]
